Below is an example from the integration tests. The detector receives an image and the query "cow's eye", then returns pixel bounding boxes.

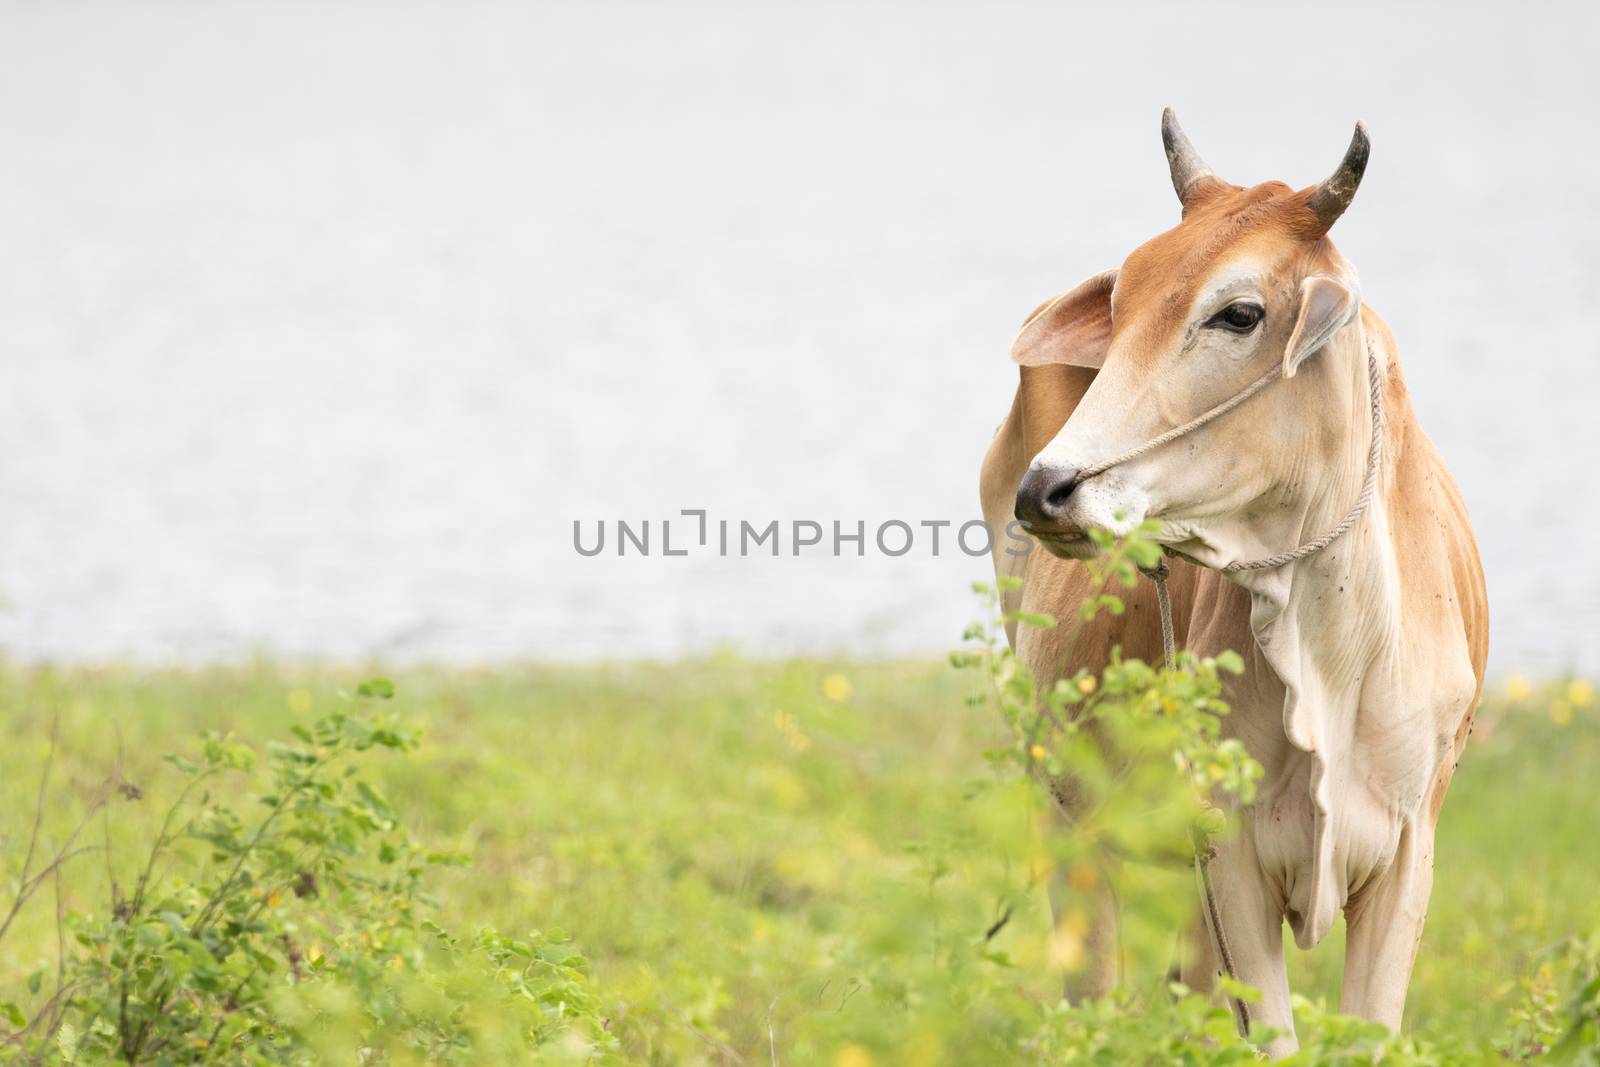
[1208,302,1264,333]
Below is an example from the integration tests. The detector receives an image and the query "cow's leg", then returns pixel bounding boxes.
[1340,817,1435,1028]
[1179,831,1298,1056]
[1046,855,1118,1000]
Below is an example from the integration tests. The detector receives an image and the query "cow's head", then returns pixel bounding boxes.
[1012,110,1371,567]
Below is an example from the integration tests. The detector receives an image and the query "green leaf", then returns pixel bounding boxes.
[162,753,200,774]
[56,1020,79,1061]
[1215,649,1245,674]
[1217,975,1264,1004]
[1126,537,1162,568]
[357,677,396,699]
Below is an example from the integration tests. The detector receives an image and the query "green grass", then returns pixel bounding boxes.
[1,658,1595,1063]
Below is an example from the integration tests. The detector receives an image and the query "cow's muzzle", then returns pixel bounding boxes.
[1015,463,1084,538]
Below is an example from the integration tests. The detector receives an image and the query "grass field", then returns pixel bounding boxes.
[0,658,1595,1063]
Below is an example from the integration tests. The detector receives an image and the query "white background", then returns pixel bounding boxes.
[1,2,1595,671]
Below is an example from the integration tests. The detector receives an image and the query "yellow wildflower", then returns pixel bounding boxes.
[772,709,812,752]
[834,1045,875,1067]
[1049,911,1088,971]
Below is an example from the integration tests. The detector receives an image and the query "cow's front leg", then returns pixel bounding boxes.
[1044,805,1119,1001]
[1046,861,1119,1000]
[1340,817,1435,1028]
[1180,829,1298,1056]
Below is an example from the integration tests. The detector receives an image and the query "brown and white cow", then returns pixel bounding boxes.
[979,111,1488,1053]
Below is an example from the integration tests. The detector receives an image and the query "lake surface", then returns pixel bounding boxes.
[2,1,1596,673]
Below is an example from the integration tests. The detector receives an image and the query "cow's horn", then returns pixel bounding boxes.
[1306,121,1371,230]
[1161,107,1216,206]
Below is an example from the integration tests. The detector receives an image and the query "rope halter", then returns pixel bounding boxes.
[1081,342,1384,576]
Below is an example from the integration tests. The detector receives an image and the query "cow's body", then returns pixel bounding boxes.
[981,114,1488,1053]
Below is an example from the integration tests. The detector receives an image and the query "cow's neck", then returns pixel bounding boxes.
[1222,321,1408,947]
[1230,323,1404,675]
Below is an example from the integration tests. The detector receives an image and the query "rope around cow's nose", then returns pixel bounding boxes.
[1081,343,1384,575]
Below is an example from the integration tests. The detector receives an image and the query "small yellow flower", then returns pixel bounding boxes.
[1549,700,1574,726]
[904,1034,943,1067]
[1049,911,1088,972]
[1029,744,1047,760]
[769,771,807,810]
[1076,675,1097,695]
[1026,847,1051,884]
[772,709,812,752]
[822,673,853,702]
[1567,679,1593,708]
[286,688,312,714]
[307,944,323,963]
[834,1045,876,1067]
[1505,674,1532,703]
[267,890,281,909]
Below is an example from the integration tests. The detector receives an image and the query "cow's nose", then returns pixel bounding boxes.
[1014,464,1081,529]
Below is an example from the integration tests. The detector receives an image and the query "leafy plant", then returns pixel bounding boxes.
[953,522,1261,986]
[0,684,617,1065]
[1501,932,1600,1064]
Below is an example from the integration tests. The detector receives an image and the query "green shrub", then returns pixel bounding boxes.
[0,687,616,1065]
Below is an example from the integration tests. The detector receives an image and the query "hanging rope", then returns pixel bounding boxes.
[1144,559,1250,1034]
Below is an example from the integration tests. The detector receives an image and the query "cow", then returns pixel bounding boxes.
[979,111,1488,1054]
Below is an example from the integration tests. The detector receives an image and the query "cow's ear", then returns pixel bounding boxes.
[1283,274,1359,378]
[1009,269,1117,369]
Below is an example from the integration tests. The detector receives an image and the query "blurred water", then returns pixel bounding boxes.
[1,1,1596,672]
